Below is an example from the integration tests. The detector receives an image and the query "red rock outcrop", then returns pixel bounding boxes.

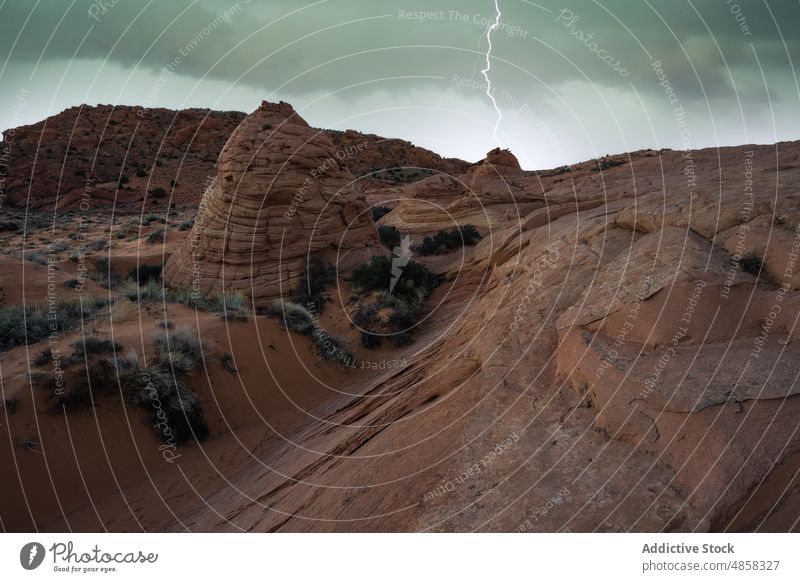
[1,105,470,212]
[0,105,245,211]
[162,101,378,305]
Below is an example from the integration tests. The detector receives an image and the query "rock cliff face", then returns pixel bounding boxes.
[162,101,378,305]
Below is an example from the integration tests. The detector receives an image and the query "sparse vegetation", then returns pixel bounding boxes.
[221,352,237,374]
[415,225,481,256]
[371,206,392,221]
[33,347,54,366]
[24,251,47,266]
[71,335,121,356]
[112,352,209,445]
[268,301,352,364]
[740,253,764,276]
[178,219,194,231]
[152,327,208,375]
[2,398,18,415]
[268,301,314,334]
[378,225,401,250]
[351,256,438,306]
[0,296,102,351]
[214,290,248,321]
[292,257,335,313]
[349,257,439,348]
[147,227,165,244]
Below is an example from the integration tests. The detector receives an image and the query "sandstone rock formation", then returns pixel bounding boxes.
[380,147,536,233]
[162,101,378,305]
[1,105,468,212]
[0,105,245,210]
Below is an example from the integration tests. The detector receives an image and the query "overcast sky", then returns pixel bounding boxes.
[1,0,798,168]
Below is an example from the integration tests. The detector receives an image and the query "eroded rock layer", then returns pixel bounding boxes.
[163,101,378,304]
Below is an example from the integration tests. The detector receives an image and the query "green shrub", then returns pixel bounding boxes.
[378,225,401,250]
[351,256,438,306]
[152,327,208,375]
[72,335,121,356]
[178,219,194,231]
[740,253,764,276]
[147,227,165,244]
[0,297,101,351]
[24,252,47,266]
[371,206,392,221]
[268,301,314,334]
[33,346,54,366]
[113,353,209,445]
[150,187,166,198]
[2,398,18,414]
[415,225,481,256]
[213,290,248,321]
[291,257,335,313]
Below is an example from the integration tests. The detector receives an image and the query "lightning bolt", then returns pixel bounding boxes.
[481,0,503,146]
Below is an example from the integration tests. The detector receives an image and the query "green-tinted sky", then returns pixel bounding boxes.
[1,0,798,168]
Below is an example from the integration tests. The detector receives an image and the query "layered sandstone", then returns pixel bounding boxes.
[162,101,378,305]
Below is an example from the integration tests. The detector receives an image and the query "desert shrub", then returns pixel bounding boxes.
[113,353,209,445]
[740,253,764,276]
[387,303,416,346]
[147,227,165,244]
[212,290,248,321]
[353,304,381,349]
[292,257,335,313]
[118,174,129,187]
[150,187,166,198]
[378,225,401,250]
[2,398,18,414]
[0,221,19,232]
[0,297,101,351]
[593,156,626,172]
[129,263,163,284]
[64,278,81,289]
[268,301,314,334]
[142,215,164,226]
[152,327,208,375]
[50,240,69,252]
[33,347,54,366]
[109,299,138,322]
[351,256,438,305]
[72,335,121,356]
[158,320,175,329]
[24,252,47,266]
[178,219,194,231]
[372,206,392,221]
[118,278,164,303]
[415,225,481,256]
[91,255,118,287]
[268,301,352,364]
[221,352,237,374]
